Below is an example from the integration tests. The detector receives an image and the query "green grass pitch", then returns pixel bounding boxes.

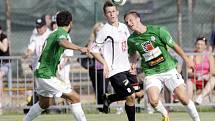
[0,112,214,121]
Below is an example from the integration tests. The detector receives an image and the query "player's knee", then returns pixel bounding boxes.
[149,98,159,108]
[69,94,80,104]
[178,96,189,105]
[39,102,50,109]
[126,93,135,103]
[71,97,80,104]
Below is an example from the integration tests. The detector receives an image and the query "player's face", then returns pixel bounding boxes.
[104,6,119,24]
[124,14,139,32]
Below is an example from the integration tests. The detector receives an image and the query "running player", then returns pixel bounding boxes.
[23,11,87,121]
[124,11,200,121]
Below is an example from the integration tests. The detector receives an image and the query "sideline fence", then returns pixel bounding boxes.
[0,53,215,114]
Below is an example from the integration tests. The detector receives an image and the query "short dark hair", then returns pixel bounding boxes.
[124,11,141,20]
[56,11,72,27]
[196,36,208,45]
[103,1,117,13]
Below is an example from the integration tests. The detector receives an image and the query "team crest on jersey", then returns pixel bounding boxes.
[151,36,156,42]
[141,41,155,52]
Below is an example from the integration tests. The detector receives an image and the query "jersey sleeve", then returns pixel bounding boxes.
[56,31,69,42]
[127,38,136,55]
[159,27,175,48]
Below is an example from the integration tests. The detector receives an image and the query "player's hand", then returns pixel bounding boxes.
[79,47,89,54]
[186,60,194,71]
[22,54,28,59]
[103,64,109,78]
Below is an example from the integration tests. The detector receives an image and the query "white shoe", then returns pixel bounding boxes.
[195,95,203,105]
[146,104,154,114]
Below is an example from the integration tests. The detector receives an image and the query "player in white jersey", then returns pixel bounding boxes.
[92,22,131,77]
[90,1,136,121]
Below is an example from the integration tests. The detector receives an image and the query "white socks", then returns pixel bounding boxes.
[23,103,44,121]
[154,100,168,117]
[23,102,86,121]
[70,102,86,121]
[186,100,200,121]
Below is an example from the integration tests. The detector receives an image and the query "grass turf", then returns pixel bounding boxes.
[0,112,214,121]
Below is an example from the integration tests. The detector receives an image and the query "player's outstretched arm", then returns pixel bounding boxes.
[129,51,139,64]
[172,43,194,69]
[91,52,109,78]
[58,39,88,53]
[129,52,139,75]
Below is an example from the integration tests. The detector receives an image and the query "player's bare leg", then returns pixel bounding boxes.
[124,93,136,121]
[62,91,86,121]
[23,96,52,121]
[147,86,169,120]
[174,84,200,121]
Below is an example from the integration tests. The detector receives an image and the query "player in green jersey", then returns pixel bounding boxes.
[124,11,200,121]
[23,11,87,121]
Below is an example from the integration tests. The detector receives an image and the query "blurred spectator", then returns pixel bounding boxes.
[0,25,12,114]
[87,22,110,113]
[42,14,52,30]
[22,18,52,114]
[186,37,215,103]
[31,14,52,39]
[23,17,52,70]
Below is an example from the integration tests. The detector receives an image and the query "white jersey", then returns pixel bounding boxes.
[28,29,52,70]
[91,22,130,77]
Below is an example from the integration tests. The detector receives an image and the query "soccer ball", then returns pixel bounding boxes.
[112,0,127,6]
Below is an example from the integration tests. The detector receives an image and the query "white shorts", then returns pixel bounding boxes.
[144,68,184,93]
[36,77,72,97]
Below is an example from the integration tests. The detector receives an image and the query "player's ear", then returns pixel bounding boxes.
[116,10,119,16]
[69,21,73,28]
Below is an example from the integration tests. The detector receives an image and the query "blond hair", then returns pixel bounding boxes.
[88,22,104,48]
